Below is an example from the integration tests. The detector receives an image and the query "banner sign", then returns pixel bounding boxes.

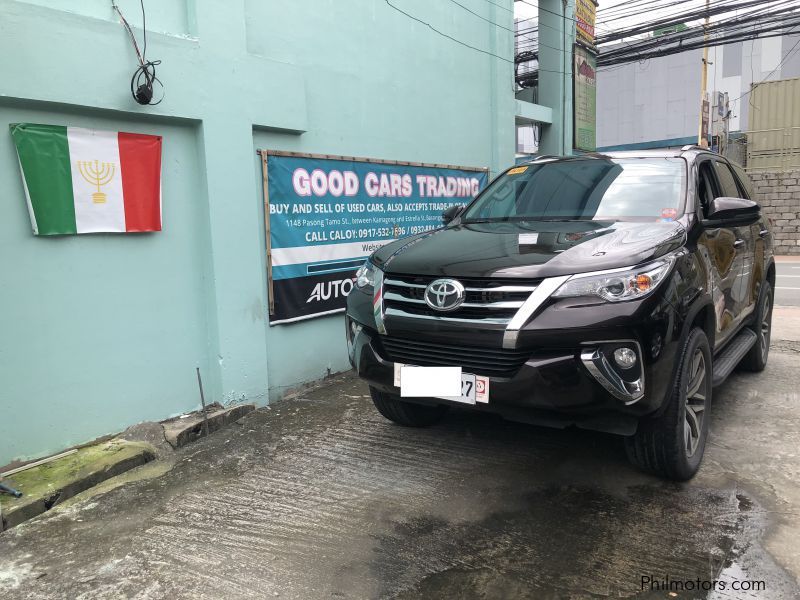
[575,0,597,46]
[574,45,597,152]
[260,152,488,324]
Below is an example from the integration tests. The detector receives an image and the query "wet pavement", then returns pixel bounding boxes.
[1,318,800,599]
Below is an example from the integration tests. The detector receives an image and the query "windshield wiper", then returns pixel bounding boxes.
[528,218,578,222]
[462,218,509,223]
[465,217,582,223]
[464,216,612,224]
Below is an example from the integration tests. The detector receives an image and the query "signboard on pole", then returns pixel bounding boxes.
[575,0,598,46]
[259,151,488,324]
[573,45,597,152]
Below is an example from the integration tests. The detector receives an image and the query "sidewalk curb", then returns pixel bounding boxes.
[0,440,156,532]
[162,404,255,449]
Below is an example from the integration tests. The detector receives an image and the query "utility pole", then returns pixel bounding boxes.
[697,0,710,147]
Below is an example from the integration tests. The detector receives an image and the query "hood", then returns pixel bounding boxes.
[371,220,686,279]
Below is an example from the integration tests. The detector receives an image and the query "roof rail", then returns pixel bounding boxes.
[681,144,711,152]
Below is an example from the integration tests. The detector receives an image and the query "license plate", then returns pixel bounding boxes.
[394,363,489,405]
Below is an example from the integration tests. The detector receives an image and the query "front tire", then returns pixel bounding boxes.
[740,280,773,372]
[625,328,712,481]
[370,387,448,427]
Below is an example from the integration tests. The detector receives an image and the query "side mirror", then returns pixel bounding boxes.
[442,204,463,224]
[702,197,760,227]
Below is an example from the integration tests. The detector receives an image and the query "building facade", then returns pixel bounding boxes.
[0,0,516,464]
[596,34,800,151]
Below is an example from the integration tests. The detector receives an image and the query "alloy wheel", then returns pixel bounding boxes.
[760,296,771,359]
[684,349,707,458]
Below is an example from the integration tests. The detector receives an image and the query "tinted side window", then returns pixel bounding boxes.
[697,161,718,217]
[730,162,755,199]
[713,161,743,198]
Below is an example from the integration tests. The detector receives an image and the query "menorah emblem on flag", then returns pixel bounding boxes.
[77,159,116,204]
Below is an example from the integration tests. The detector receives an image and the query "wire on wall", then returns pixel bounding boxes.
[385,0,514,63]
[111,0,164,106]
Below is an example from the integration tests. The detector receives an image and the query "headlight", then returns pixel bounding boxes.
[552,255,675,302]
[355,260,377,289]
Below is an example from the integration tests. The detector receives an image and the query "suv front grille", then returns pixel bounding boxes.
[383,274,540,324]
[379,336,530,378]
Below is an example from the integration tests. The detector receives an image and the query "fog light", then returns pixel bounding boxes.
[613,347,637,369]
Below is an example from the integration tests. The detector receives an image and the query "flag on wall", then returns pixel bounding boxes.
[10,123,162,235]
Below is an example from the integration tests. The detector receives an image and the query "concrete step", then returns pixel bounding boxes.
[162,404,255,449]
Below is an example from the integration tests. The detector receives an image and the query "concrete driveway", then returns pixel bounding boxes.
[1,317,800,599]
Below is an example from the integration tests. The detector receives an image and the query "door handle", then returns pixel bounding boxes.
[733,239,745,248]
[759,229,769,237]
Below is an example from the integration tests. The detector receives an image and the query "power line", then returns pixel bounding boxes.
[479,0,514,14]
[515,0,800,83]
[516,0,582,25]
[600,22,800,66]
[598,0,702,23]
[598,0,673,16]
[593,5,800,67]
[515,0,794,40]
[596,0,795,45]
[385,0,513,63]
[447,0,516,33]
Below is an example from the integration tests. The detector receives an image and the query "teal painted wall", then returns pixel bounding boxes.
[0,0,514,464]
[0,108,214,460]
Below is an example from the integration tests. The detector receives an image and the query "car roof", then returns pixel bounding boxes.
[602,149,683,159]
[519,147,717,165]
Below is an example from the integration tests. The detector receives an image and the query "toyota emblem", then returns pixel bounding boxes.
[424,278,466,312]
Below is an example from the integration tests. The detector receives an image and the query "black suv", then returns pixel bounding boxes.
[345,148,774,480]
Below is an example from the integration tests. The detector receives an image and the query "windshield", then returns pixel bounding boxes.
[463,157,686,223]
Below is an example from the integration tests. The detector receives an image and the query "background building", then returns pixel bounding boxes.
[515,1,800,161]
[596,34,800,151]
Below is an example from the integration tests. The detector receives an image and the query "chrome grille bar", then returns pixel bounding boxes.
[382,274,541,326]
[385,307,510,325]
[385,278,536,294]
[384,278,426,289]
[383,291,524,310]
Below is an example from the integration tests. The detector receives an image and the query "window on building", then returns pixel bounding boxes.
[723,42,742,78]
[782,34,800,78]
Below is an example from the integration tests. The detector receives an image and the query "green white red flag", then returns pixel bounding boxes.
[10,123,162,235]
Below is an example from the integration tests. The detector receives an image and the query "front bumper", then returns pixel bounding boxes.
[346,283,682,435]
